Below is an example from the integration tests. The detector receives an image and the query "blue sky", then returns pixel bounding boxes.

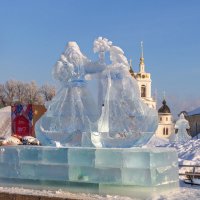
[0,0,200,104]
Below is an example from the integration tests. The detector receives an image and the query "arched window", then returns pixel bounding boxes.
[166,117,168,121]
[141,85,146,97]
[163,128,165,135]
[166,128,169,135]
[160,117,162,121]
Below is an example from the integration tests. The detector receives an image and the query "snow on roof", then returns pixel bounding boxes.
[187,107,200,116]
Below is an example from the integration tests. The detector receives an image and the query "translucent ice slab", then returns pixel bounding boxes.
[0,146,179,191]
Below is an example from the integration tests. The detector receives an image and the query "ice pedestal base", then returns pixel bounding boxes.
[0,146,179,198]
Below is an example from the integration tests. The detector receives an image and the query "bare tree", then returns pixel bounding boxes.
[15,81,27,103]
[39,84,55,102]
[0,84,6,106]
[24,81,43,104]
[0,80,56,106]
[3,80,17,105]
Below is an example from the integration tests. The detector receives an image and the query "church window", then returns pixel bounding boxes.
[160,117,162,121]
[166,128,169,135]
[163,128,165,135]
[166,117,168,121]
[141,85,146,97]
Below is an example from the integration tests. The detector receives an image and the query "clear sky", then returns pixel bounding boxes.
[0,0,200,111]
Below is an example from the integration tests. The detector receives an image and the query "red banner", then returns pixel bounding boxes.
[11,104,33,137]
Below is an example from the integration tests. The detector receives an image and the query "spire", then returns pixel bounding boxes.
[163,91,166,100]
[141,41,144,58]
[139,41,145,73]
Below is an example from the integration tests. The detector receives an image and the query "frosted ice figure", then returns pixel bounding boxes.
[91,45,158,148]
[175,113,191,143]
[36,37,158,148]
[35,42,99,146]
[93,37,112,64]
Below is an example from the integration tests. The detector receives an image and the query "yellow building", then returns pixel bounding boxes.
[130,41,156,109]
[130,42,175,138]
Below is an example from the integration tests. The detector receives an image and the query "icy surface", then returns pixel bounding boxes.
[35,37,158,147]
[0,146,178,188]
[174,114,191,143]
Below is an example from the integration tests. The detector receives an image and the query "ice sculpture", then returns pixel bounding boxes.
[89,44,158,148]
[35,42,99,146]
[0,38,178,197]
[35,37,158,147]
[93,37,112,64]
[175,113,191,143]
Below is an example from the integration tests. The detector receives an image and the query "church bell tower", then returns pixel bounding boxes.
[134,42,156,109]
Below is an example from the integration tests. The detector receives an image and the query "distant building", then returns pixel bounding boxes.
[155,99,174,139]
[182,107,200,137]
[129,42,176,138]
[130,41,156,109]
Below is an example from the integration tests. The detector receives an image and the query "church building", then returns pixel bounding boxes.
[130,42,156,109]
[155,99,174,139]
[130,42,174,138]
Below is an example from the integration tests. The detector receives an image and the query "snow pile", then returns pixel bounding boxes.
[144,135,169,147]
[145,134,200,165]
[166,139,200,165]
[0,106,11,138]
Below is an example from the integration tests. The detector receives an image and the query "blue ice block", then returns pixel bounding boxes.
[150,149,178,168]
[0,162,19,178]
[19,146,68,164]
[41,147,68,164]
[19,146,42,162]
[152,166,179,185]
[0,147,19,164]
[19,163,68,181]
[95,149,123,168]
[0,146,179,191]
[122,149,150,168]
[121,168,152,186]
[69,166,121,184]
[68,148,95,167]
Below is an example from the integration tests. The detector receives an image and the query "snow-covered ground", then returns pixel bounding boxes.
[146,135,200,165]
[0,182,199,200]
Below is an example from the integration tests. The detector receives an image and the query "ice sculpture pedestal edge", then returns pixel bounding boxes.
[0,146,179,198]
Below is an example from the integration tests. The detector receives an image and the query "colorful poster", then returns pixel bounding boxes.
[11,104,33,137]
